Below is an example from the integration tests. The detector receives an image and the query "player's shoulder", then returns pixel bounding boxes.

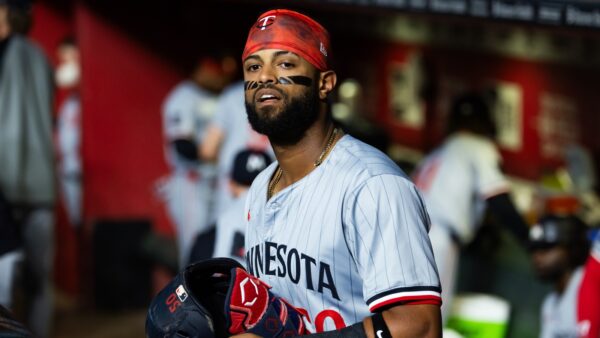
[11,35,46,58]
[9,35,52,72]
[219,81,245,101]
[164,82,192,107]
[332,134,409,180]
[447,132,496,152]
[164,81,209,108]
[438,132,498,163]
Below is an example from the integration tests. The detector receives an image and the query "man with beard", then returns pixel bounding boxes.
[530,213,590,338]
[234,9,441,338]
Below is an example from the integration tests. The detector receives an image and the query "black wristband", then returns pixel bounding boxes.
[372,312,392,338]
[294,321,367,338]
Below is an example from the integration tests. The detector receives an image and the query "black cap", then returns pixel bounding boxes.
[231,149,272,186]
[528,214,587,251]
[447,92,497,138]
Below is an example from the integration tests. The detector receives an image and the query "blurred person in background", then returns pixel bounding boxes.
[189,149,271,265]
[55,36,82,229]
[413,92,530,322]
[529,213,590,338]
[158,51,236,268]
[0,0,56,337]
[200,80,272,220]
[578,230,600,338]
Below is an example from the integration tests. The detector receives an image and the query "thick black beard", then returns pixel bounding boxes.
[534,262,570,284]
[245,84,319,146]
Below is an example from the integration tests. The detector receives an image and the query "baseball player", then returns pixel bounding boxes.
[578,230,600,338]
[237,9,442,337]
[209,149,272,265]
[55,36,82,228]
[160,53,235,266]
[201,81,272,219]
[412,92,529,322]
[529,213,590,338]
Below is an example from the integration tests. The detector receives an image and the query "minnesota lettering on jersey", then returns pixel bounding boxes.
[246,242,340,301]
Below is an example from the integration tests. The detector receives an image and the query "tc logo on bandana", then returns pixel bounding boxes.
[257,15,276,30]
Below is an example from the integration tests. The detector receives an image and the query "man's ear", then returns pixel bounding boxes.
[318,70,337,100]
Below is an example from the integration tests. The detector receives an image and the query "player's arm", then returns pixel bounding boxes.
[341,174,441,338]
[200,124,224,162]
[232,303,440,338]
[486,193,529,244]
[362,304,441,338]
[475,141,529,244]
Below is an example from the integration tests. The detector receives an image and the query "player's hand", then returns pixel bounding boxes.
[225,266,308,337]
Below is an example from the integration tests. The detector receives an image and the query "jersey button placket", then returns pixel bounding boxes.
[265,200,278,226]
[265,194,282,238]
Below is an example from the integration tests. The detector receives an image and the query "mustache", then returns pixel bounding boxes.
[250,83,287,102]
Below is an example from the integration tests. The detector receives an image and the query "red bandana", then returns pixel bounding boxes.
[242,9,331,71]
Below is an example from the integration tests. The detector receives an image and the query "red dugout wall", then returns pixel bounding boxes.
[30,2,180,295]
[377,42,600,180]
[76,5,176,233]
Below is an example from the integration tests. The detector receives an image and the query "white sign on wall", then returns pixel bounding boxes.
[388,53,426,128]
[490,81,523,151]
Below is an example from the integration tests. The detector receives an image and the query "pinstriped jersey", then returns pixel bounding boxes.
[244,135,441,332]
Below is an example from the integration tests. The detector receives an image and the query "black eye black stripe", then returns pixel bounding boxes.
[244,76,312,91]
[245,81,259,90]
[280,76,312,86]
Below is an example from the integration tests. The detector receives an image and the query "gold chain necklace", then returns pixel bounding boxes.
[267,127,339,200]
